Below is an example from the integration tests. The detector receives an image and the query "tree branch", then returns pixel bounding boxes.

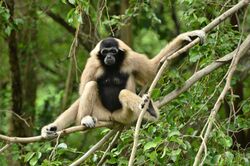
[0,121,114,143]
[70,126,122,166]
[97,130,122,166]
[156,48,234,108]
[43,9,93,52]
[45,9,75,35]
[0,144,11,153]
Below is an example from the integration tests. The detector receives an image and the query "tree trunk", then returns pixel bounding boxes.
[17,0,38,136]
[6,0,23,137]
[119,0,132,46]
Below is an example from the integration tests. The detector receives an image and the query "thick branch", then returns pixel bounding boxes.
[0,121,114,143]
[44,9,93,51]
[156,50,234,107]
[45,10,75,35]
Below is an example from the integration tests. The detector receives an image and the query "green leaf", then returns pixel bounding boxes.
[149,151,158,161]
[24,152,35,162]
[225,151,234,163]
[168,130,181,137]
[144,142,157,151]
[37,152,42,159]
[189,54,202,62]
[144,137,162,151]
[68,0,75,5]
[223,136,233,148]
[29,155,38,166]
[61,0,67,4]
[168,149,181,162]
[77,14,83,24]
[4,26,12,36]
[58,143,67,149]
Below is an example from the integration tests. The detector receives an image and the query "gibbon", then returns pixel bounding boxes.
[41,30,205,137]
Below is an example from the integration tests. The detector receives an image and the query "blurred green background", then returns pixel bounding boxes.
[0,0,250,165]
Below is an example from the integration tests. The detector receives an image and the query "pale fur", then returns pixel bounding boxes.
[41,30,205,136]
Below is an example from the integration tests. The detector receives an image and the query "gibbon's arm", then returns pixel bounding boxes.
[151,30,206,67]
[129,30,205,86]
[79,56,100,94]
[127,51,156,86]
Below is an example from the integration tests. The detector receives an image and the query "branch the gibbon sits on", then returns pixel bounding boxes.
[41,30,205,137]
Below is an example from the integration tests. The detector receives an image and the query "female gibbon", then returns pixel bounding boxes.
[41,30,205,137]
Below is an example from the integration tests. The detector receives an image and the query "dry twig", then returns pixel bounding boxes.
[97,130,122,166]
[0,144,11,153]
[70,126,122,166]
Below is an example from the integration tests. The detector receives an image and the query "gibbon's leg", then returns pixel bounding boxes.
[76,81,98,127]
[41,99,80,137]
[112,89,159,124]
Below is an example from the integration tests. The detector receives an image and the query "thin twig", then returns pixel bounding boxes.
[11,111,30,127]
[62,4,84,109]
[70,126,122,166]
[0,144,11,153]
[49,132,62,160]
[97,130,122,166]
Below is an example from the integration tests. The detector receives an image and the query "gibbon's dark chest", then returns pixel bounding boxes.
[97,70,129,112]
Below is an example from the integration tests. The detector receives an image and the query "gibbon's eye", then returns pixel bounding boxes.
[110,48,118,54]
[101,48,109,55]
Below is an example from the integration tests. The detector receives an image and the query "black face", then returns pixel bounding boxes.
[98,38,125,68]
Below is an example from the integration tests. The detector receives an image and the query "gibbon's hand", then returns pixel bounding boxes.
[179,30,206,45]
[81,115,97,128]
[41,124,58,138]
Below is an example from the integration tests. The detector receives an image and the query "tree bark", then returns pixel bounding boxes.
[119,0,132,46]
[18,0,38,136]
[6,0,23,137]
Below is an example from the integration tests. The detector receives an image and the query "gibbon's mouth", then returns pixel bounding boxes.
[104,56,115,66]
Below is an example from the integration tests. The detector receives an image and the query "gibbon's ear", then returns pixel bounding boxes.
[90,38,132,57]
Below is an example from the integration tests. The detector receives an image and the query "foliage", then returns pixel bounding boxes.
[0,0,250,165]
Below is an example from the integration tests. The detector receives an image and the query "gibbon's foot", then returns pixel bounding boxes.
[139,94,157,118]
[41,124,58,138]
[180,30,206,45]
[139,94,150,110]
[147,101,157,118]
[81,115,97,128]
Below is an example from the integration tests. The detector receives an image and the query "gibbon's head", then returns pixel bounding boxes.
[90,37,132,68]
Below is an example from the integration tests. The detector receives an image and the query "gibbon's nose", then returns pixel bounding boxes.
[104,55,115,65]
